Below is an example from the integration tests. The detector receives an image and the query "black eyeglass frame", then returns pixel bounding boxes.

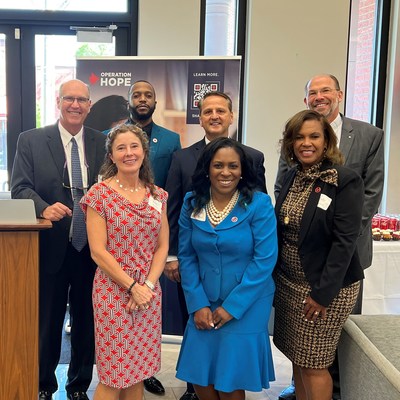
[62,162,90,192]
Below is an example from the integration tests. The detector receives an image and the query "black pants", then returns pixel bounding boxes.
[39,243,96,394]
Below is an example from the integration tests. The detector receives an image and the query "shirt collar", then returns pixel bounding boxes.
[58,121,84,148]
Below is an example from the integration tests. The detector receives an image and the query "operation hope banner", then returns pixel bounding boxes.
[77,56,241,147]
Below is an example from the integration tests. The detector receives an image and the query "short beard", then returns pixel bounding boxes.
[128,105,155,122]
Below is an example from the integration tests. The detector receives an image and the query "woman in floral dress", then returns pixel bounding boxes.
[81,124,168,400]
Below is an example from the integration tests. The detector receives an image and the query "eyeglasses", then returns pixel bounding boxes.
[61,96,90,104]
[62,162,90,192]
[307,88,339,98]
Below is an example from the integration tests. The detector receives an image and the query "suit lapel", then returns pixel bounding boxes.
[83,129,98,186]
[298,180,323,248]
[193,138,206,162]
[339,116,354,162]
[46,124,66,181]
[149,123,161,165]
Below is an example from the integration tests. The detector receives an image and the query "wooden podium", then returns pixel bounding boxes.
[0,219,52,399]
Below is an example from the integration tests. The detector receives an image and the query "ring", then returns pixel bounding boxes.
[135,306,139,310]
[314,311,319,315]
[145,305,149,310]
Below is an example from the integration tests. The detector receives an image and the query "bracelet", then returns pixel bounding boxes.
[144,279,155,291]
[127,280,136,294]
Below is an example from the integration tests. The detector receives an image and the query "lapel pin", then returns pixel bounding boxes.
[152,138,158,143]
[231,216,238,223]
[315,187,321,193]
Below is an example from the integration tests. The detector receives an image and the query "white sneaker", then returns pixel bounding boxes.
[64,318,71,334]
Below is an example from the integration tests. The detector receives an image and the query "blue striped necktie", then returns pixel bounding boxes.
[70,137,87,251]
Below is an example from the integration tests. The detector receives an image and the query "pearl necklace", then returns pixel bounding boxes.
[206,190,239,225]
[115,178,142,193]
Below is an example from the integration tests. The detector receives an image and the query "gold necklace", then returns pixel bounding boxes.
[115,178,142,193]
[283,181,315,225]
[206,190,239,225]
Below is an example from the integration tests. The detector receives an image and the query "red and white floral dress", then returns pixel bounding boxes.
[81,182,167,388]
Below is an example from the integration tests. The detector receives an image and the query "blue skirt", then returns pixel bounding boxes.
[176,293,275,392]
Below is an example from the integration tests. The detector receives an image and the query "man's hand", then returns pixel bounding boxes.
[164,260,181,282]
[41,202,72,221]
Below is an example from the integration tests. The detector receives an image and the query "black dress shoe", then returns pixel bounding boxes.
[67,392,89,400]
[144,376,165,395]
[38,391,53,400]
[179,390,199,400]
[278,384,296,400]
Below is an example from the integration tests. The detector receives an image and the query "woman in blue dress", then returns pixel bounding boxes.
[176,137,278,400]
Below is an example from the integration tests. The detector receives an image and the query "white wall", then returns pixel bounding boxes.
[243,0,351,197]
[138,0,201,56]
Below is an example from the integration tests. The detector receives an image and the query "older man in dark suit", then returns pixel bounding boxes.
[11,79,106,400]
[275,74,384,400]
[164,91,267,400]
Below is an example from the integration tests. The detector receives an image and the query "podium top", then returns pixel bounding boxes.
[0,218,52,231]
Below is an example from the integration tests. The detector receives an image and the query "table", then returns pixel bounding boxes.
[362,241,400,315]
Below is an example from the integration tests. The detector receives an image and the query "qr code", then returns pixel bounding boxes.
[193,83,219,107]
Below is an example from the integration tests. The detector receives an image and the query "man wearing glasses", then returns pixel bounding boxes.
[11,79,106,400]
[274,74,384,400]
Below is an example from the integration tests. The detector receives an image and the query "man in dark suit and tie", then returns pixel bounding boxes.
[126,80,181,396]
[164,91,267,400]
[275,74,384,400]
[11,79,106,400]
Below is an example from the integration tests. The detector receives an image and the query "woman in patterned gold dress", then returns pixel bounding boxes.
[273,110,364,400]
[81,124,168,400]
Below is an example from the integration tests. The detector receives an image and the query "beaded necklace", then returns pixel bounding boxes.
[206,190,239,226]
[115,177,142,193]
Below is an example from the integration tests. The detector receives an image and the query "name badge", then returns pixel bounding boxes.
[317,194,332,210]
[149,195,162,213]
[191,208,206,221]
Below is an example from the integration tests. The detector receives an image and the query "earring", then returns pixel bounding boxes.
[240,176,243,179]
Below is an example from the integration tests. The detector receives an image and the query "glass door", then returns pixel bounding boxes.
[0,23,128,191]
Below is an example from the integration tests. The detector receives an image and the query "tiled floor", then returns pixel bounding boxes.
[54,338,291,400]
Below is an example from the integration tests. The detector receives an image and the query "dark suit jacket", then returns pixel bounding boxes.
[274,115,384,268]
[275,161,365,307]
[11,123,106,273]
[165,137,267,256]
[148,123,181,188]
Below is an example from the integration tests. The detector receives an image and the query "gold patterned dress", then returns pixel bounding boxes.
[273,163,359,369]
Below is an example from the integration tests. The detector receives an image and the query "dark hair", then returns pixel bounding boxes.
[198,91,233,113]
[280,109,344,166]
[84,95,129,131]
[190,137,257,214]
[100,124,156,196]
[127,80,156,102]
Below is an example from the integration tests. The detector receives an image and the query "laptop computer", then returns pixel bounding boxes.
[0,199,37,224]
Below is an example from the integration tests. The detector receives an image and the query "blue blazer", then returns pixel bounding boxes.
[148,123,181,188]
[178,191,278,320]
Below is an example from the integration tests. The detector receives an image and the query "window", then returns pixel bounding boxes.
[0,0,127,12]
[204,0,237,56]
